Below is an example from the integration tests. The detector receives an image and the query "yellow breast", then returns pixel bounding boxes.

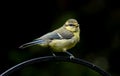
[49,32,80,52]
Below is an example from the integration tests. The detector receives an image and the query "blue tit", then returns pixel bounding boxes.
[19,19,80,58]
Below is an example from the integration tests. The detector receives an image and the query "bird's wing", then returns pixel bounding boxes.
[19,29,74,49]
[57,31,74,39]
[36,32,62,40]
[36,30,74,40]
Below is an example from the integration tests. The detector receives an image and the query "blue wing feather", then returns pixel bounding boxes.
[36,32,61,40]
[37,31,73,40]
[19,39,44,49]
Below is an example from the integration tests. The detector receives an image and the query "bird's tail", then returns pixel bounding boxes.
[19,40,44,49]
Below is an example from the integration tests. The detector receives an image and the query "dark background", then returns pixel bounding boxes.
[1,0,120,76]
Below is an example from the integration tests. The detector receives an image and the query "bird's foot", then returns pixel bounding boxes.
[70,55,75,59]
[52,53,56,57]
[65,51,75,59]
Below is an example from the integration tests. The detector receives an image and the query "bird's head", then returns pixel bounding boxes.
[64,19,80,32]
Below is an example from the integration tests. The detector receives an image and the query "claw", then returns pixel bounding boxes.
[70,55,75,59]
[52,53,56,57]
[50,51,56,57]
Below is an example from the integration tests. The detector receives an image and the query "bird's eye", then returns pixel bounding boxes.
[69,24,75,26]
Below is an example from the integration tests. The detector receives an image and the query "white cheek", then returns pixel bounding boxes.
[71,27,76,31]
[66,26,75,31]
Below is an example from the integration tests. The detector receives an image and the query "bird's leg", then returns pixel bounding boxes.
[49,47,56,57]
[65,51,75,59]
[51,52,56,57]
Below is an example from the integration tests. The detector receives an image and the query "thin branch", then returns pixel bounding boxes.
[0,56,111,76]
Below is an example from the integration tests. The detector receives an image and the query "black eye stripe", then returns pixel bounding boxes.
[69,24,75,26]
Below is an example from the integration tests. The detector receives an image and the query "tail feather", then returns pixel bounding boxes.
[19,40,44,49]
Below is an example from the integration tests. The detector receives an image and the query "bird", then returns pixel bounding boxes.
[19,19,80,58]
